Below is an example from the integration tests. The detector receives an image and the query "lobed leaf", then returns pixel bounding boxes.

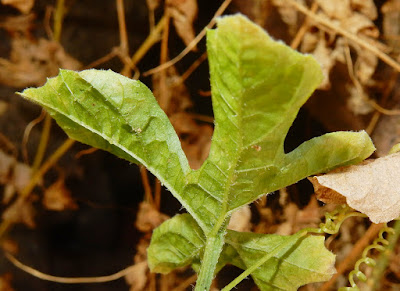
[182,14,375,232]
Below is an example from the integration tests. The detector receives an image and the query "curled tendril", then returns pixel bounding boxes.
[338,225,395,291]
[304,204,367,235]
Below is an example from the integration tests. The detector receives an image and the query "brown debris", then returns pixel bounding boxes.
[0,36,81,88]
[1,0,34,14]
[310,152,400,223]
[166,0,198,48]
[43,177,78,211]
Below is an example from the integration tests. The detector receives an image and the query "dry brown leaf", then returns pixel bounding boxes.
[310,36,335,89]
[310,152,400,223]
[0,273,15,291]
[124,261,148,291]
[227,205,251,232]
[346,85,374,115]
[317,0,352,20]
[146,0,161,11]
[135,201,169,233]
[382,0,400,53]
[166,0,198,47]
[43,177,78,211]
[0,150,32,204]
[351,0,377,20]
[272,0,302,35]
[0,13,35,35]
[1,0,34,14]
[170,113,213,169]
[0,37,81,87]
[2,196,35,228]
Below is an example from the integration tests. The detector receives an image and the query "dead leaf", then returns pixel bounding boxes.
[170,113,213,169]
[317,0,352,20]
[310,152,400,223]
[0,13,35,35]
[135,202,169,233]
[0,273,15,291]
[382,0,400,53]
[43,177,78,211]
[272,0,301,35]
[1,0,34,14]
[166,0,198,47]
[1,239,18,255]
[0,37,81,87]
[124,261,148,291]
[3,196,35,228]
[146,0,161,11]
[227,205,251,232]
[351,0,377,20]
[0,150,32,204]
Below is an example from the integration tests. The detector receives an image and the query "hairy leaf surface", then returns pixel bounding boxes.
[149,214,336,290]
[183,15,375,232]
[19,69,196,216]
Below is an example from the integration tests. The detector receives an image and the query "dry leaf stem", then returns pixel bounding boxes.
[5,252,136,283]
[287,0,400,73]
[143,0,233,76]
[290,1,318,49]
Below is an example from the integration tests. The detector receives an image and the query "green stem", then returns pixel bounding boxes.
[222,230,308,291]
[195,226,227,291]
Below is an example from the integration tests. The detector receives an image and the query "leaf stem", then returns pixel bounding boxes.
[222,230,308,291]
[195,226,227,291]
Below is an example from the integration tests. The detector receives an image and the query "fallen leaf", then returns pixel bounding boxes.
[351,0,377,20]
[166,0,198,48]
[124,261,148,291]
[0,273,15,291]
[0,150,32,204]
[1,0,34,14]
[227,205,251,232]
[382,0,400,53]
[135,202,169,233]
[2,196,36,228]
[310,152,400,223]
[43,177,78,211]
[317,0,352,19]
[0,37,81,87]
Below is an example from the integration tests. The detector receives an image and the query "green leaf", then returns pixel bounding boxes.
[19,69,199,217]
[182,14,375,232]
[224,231,336,291]
[149,214,335,290]
[147,214,205,273]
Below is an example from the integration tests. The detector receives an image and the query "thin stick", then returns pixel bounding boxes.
[157,11,171,111]
[287,0,400,73]
[173,51,208,86]
[140,166,154,205]
[319,223,384,291]
[5,252,135,284]
[171,274,197,291]
[143,0,233,76]
[22,110,46,164]
[75,147,99,159]
[290,1,318,49]
[31,114,52,173]
[53,0,65,42]
[116,0,129,55]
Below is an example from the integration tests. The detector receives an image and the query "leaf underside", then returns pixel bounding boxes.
[19,14,375,291]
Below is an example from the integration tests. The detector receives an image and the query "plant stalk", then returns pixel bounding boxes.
[194,226,226,291]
